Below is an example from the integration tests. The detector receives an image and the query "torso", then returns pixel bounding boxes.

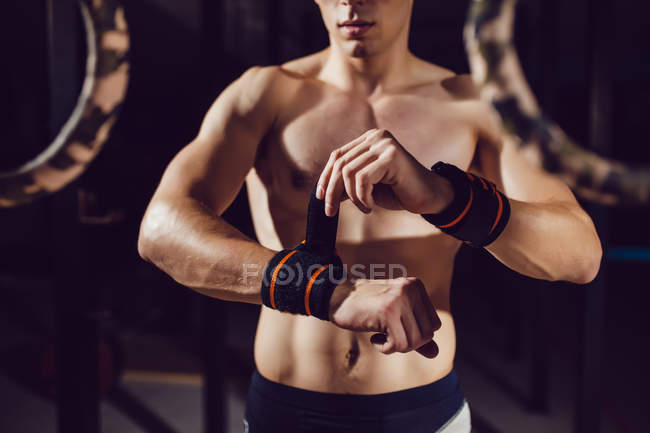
[246,50,483,394]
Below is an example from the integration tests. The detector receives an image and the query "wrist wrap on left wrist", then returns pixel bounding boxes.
[421,162,511,247]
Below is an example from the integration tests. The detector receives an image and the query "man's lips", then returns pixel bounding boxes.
[338,20,375,38]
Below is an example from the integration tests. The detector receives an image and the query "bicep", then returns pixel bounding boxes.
[483,135,575,204]
[154,67,277,215]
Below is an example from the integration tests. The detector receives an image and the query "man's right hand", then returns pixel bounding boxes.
[329,277,442,359]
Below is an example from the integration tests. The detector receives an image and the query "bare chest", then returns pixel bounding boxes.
[246,84,481,249]
[254,90,477,211]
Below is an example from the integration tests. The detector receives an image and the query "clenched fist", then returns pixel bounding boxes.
[329,276,442,359]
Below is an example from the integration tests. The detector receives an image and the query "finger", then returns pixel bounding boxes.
[427,300,442,333]
[401,312,424,352]
[342,151,380,213]
[380,318,408,355]
[416,340,439,359]
[412,295,436,342]
[324,158,348,217]
[416,285,441,332]
[323,141,378,217]
[316,129,378,200]
[324,139,375,216]
[334,140,371,210]
[431,307,442,332]
[356,156,394,210]
[411,291,439,360]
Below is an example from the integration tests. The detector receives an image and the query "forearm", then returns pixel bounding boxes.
[138,194,275,303]
[486,200,602,283]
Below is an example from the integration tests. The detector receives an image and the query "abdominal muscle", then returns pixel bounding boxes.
[252,199,463,395]
[254,307,457,395]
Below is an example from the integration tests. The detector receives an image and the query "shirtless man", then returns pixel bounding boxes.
[137,1,603,431]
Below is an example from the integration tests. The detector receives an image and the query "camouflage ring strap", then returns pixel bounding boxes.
[0,0,130,208]
[464,0,650,205]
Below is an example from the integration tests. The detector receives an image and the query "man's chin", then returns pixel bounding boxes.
[343,40,371,58]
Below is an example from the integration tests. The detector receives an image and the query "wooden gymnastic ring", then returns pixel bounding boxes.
[0,0,130,208]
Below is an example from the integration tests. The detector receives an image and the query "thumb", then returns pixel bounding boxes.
[415,340,439,359]
[370,332,400,354]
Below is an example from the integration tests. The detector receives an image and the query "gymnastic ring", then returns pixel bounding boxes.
[0,0,130,208]
[464,0,650,205]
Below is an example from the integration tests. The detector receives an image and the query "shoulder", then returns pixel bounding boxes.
[410,60,500,133]
[410,59,478,101]
[226,64,293,119]
[234,65,284,102]
[243,49,328,88]
[406,57,497,122]
[407,58,480,101]
[408,57,480,101]
[280,49,329,79]
[440,73,481,100]
[434,71,503,143]
[233,50,328,109]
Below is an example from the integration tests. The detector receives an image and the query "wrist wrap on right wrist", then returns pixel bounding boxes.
[260,185,344,321]
[261,244,343,321]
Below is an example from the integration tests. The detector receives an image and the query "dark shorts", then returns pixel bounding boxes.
[243,368,466,433]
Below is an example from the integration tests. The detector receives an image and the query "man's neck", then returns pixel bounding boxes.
[319,41,415,98]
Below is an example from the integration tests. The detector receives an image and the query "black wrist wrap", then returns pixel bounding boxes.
[260,186,344,321]
[421,162,511,248]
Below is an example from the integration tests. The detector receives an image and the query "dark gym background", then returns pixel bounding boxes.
[1,0,649,432]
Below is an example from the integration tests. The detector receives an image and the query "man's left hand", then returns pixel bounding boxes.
[316,129,453,217]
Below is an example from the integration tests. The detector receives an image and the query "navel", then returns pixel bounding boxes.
[345,340,360,369]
